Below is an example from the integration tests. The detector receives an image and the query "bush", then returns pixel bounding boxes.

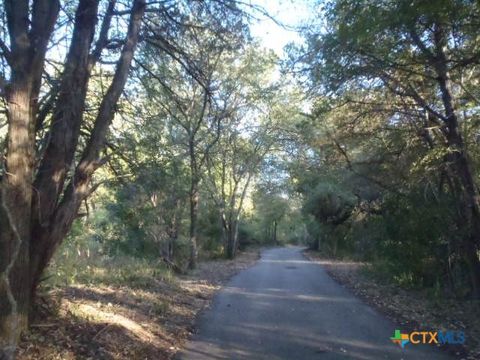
[43,234,173,290]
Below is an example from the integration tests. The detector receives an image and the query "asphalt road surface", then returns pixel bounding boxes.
[178,247,454,359]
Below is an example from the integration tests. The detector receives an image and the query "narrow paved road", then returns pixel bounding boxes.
[179,247,453,359]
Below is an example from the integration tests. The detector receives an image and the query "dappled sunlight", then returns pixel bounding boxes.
[184,321,400,360]
[260,259,313,265]
[68,303,162,345]
[65,285,199,334]
[185,317,428,360]
[18,251,258,359]
[180,248,452,359]
[65,285,169,316]
[305,254,368,270]
[5,0,477,358]
[313,260,367,267]
[223,286,355,303]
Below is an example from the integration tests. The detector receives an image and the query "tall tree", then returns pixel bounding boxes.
[296,0,480,298]
[140,53,226,269]
[207,124,274,258]
[204,46,277,258]
[0,0,146,356]
[137,13,247,268]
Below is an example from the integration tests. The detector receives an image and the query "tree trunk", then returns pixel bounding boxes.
[407,23,480,298]
[0,74,34,360]
[188,179,199,269]
[167,217,177,261]
[273,220,278,245]
[0,1,60,356]
[0,0,144,356]
[225,219,239,259]
[29,0,101,306]
[452,154,480,298]
[29,0,146,301]
[432,24,480,298]
[164,199,181,261]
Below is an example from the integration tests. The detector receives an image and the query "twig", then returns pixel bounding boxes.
[93,324,114,340]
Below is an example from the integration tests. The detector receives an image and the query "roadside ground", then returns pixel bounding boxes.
[304,250,480,360]
[17,249,259,360]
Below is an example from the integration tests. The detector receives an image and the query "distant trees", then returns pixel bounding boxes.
[55,7,283,276]
[204,47,278,258]
[253,190,290,245]
[206,121,275,258]
[136,18,246,268]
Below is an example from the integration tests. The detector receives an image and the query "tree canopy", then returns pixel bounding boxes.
[1,0,480,358]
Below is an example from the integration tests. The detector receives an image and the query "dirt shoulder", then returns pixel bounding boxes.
[304,250,480,360]
[17,249,260,360]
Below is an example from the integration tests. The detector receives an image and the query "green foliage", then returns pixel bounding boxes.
[35,0,480,303]
[101,184,165,258]
[370,193,454,288]
[303,183,355,224]
[44,227,173,290]
[283,0,480,298]
[197,203,224,257]
[237,221,257,248]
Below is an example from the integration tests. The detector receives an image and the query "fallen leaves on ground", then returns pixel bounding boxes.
[304,250,480,360]
[16,249,259,360]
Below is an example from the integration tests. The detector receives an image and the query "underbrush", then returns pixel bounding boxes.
[42,237,174,291]
[305,190,476,298]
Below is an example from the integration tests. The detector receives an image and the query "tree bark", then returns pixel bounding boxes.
[188,181,199,269]
[225,219,239,259]
[0,0,59,357]
[30,0,101,302]
[432,23,480,298]
[29,0,146,295]
[0,72,34,360]
[188,134,200,269]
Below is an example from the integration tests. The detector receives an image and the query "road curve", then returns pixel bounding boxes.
[178,247,453,359]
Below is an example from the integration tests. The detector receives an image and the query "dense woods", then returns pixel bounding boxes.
[291,0,480,298]
[0,0,479,358]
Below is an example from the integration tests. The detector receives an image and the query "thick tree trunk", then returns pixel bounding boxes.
[32,0,100,224]
[0,74,34,360]
[0,1,59,356]
[29,0,146,300]
[30,0,101,304]
[0,1,144,356]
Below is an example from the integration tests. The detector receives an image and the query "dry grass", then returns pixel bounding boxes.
[16,249,259,360]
